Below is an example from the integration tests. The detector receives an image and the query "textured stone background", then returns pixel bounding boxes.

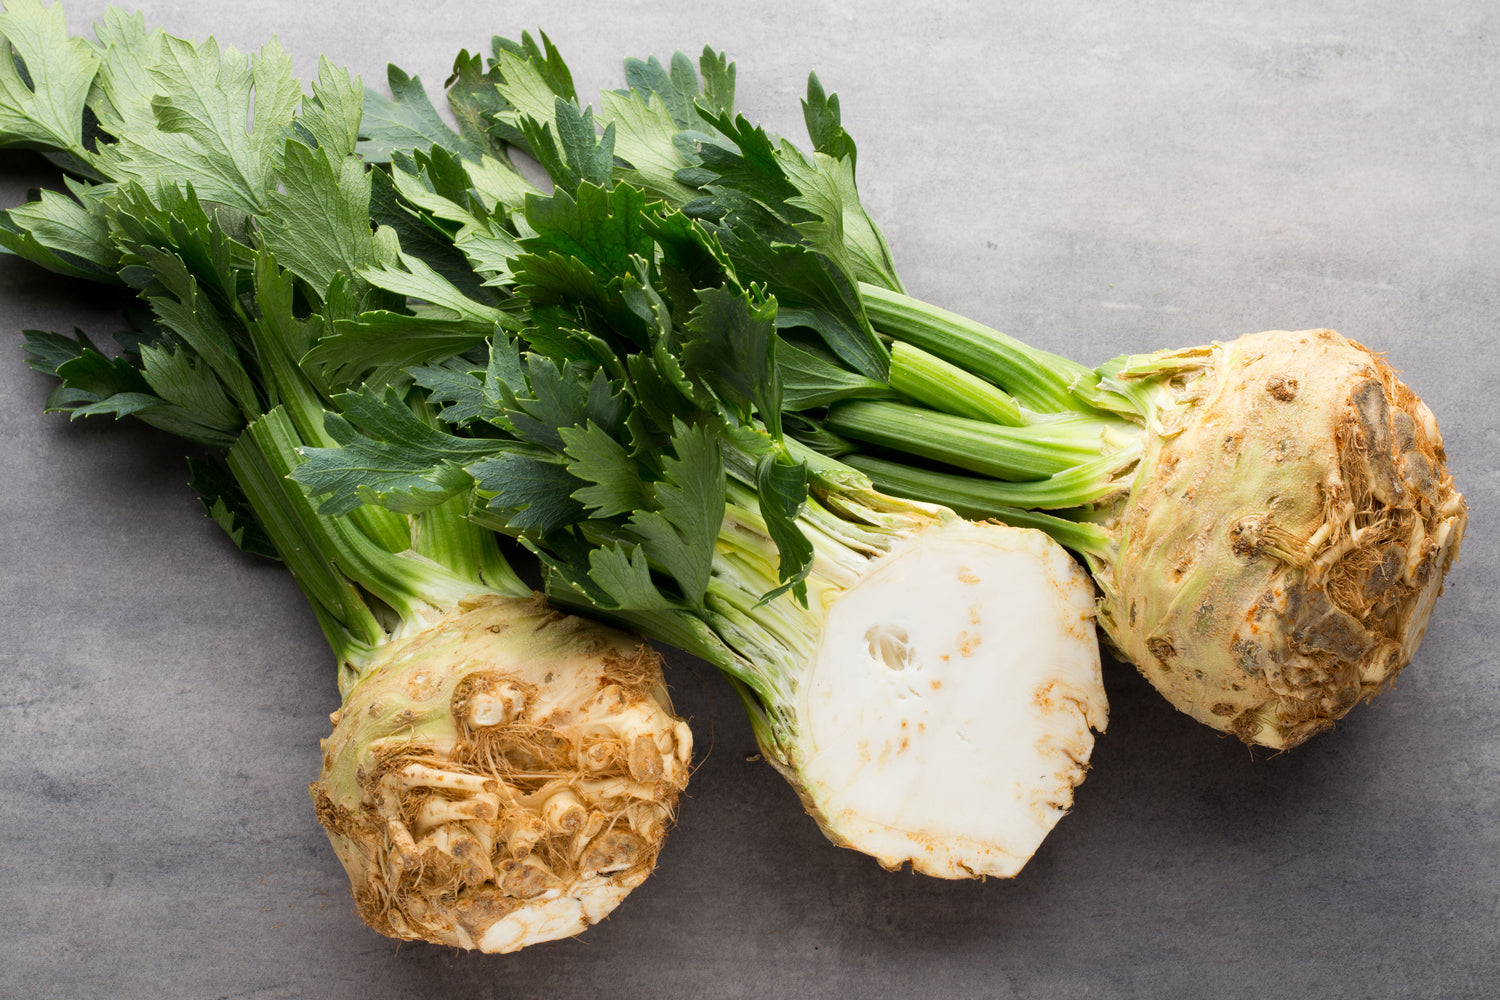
[1,2,1495,997]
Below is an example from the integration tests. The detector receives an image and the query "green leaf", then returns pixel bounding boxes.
[187,454,278,559]
[360,249,507,325]
[599,86,698,204]
[778,141,904,294]
[292,388,500,515]
[560,421,649,517]
[682,284,782,434]
[0,194,117,281]
[310,239,506,387]
[388,147,481,228]
[622,419,724,607]
[95,32,303,213]
[695,108,801,209]
[777,337,894,409]
[416,332,530,428]
[521,181,655,287]
[801,73,855,164]
[29,326,149,397]
[493,31,577,104]
[461,152,539,215]
[718,218,889,382]
[410,357,490,426]
[444,49,507,155]
[755,448,813,602]
[644,205,736,292]
[22,326,91,376]
[139,341,243,434]
[0,0,100,157]
[367,165,489,301]
[359,63,482,162]
[695,47,737,118]
[299,57,364,162]
[1,181,115,273]
[507,355,592,449]
[88,7,166,140]
[487,39,576,157]
[310,308,500,396]
[243,250,331,424]
[453,219,523,283]
[260,139,377,294]
[131,241,260,417]
[622,48,735,129]
[553,99,615,191]
[484,333,529,404]
[22,326,241,447]
[469,451,586,535]
[586,541,676,612]
[108,180,255,301]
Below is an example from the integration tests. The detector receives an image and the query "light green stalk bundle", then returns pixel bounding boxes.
[0,0,689,951]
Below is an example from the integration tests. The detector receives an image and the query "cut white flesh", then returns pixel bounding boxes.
[476,883,637,953]
[796,520,1107,878]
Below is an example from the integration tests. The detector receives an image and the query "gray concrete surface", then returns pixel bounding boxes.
[1,1,1495,997]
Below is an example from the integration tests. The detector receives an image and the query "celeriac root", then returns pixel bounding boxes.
[1098,329,1466,748]
[311,595,691,952]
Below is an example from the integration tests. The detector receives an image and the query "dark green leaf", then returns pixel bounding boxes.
[444,49,507,155]
[718,220,888,381]
[470,451,586,535]
[777,338,894,409]
[187,454,278,558]
[586,542,677,612]
[801,73,856,164]
[367,165,491,302]
[292,388,499,515]
[561,421,649,517]
[621,419,723,606]
[755,447,813,602]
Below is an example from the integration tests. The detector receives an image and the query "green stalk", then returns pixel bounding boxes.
[225,416,385,667]
[859,283,1096,414]
[235,409,493,682]
[888,341,1023,426]
[827,399,1136,481]
[845,454,1118,559]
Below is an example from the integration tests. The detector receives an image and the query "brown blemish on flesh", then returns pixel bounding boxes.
[1266,374,1299,401]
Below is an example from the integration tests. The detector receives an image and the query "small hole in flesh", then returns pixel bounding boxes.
[865,624,913,672]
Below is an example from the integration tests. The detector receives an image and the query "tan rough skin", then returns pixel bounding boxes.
[311,594,691,952]
[1094,330,1466,749]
